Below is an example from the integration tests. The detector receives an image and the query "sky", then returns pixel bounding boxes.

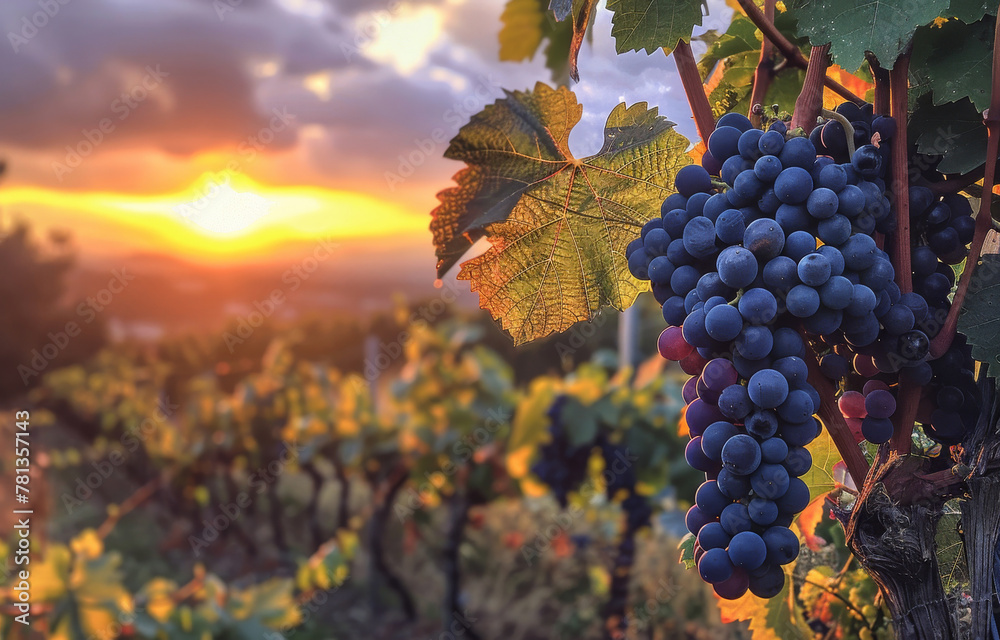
[0,0,733,267]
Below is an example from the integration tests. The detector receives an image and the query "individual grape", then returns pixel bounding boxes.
[819,276,854,310]
[754,154,783,182]
[806,187,839,219]
[861,416,893,444]
[717,246,759,289]
[775,477,810,514]
[838,390,867,418]
[718,112,753,132]
[687,399,726,435]
[670,264,701,296]
[749,497,779,526]
[699,548,735,584]
[683,216,718,259]
[728,531,767,571]
[720,502,753,536]
[716,208,747,245]
[709,126,743,161]
[774,167,813,204]
[797,253,832,287]
[735,325,774,360]
[662,296,687,326]
[749,564,786,598]
[760,437,789,464]
[744,219,785,259]
[746,410,779,439]
[747,369,789,408]
[777,390,815,423]
[781,417,820,447]
[786,284,820,318]
[819,353,849,380]
[721,434,762,475]
[738,288,777,324]
[775,203,811,233]
[696,480,732,517]
[697,521,732,550]
[717,468,752,499]
[701,421,739,462]
[762,526,800,565]
[682,376,699,404]
[817,214,852,245]
[714,568,751,600]
[685,437,718,472]
[674,164,713,197]
[751,463,790,500]
[778,137,817,170]
[763,255,799,290]
[718,384,753,420]
[846,284,877,316]
[865,389,896,419]
[705,304,744,341]
[837,184,865,217]
[783,447,812,477]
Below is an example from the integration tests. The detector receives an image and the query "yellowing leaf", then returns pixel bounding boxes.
[799,420,841,501]
[432,82,691,345]
[717,563,811,639]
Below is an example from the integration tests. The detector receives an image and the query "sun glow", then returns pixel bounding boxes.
[0,174,427,263]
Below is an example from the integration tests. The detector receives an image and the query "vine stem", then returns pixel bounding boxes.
[803,346,871,487]
[672,40,715,143]
[96,476,162,539]
[866,53,890,116]
[929,3,1000,359]
[791,45,830,134]
[888,52,916,454]
[748,0,776,127]
[735,0,865,105]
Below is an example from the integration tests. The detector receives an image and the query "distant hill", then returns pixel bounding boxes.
[63,233,482,338]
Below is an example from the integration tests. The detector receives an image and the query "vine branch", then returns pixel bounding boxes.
[791,45,831,134]
[866,53,890,116]
[671,40,715,143]
[929,6,1000,358]
[735,0,865,105]
[748,0,776,127]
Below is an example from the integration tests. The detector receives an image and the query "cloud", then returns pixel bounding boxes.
[0,0,733,208]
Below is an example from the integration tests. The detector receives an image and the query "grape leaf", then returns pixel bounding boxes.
[797,424,841,501]
[433,82,691,345]
[946,0,997,23]
[606,0,706,55]
[910,94,988,175]
[958,254,1000,364]
[717,562,811,639]
[910,17,995,112]
[499,0,596,83]
[787,0,951,72]
[678,532,697,569]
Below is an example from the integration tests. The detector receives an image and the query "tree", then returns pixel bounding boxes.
[429,2,1000,638]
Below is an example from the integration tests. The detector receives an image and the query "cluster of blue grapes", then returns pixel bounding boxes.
[625,104,982,599]
[531,395,652,530]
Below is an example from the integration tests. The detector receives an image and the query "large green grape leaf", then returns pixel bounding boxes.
[946,0,997,23]
[910,94,988,175]
[432,83,690,345]
[910,17,995,112]
[958,254,1000,364]
[787,0,951,72]
[606,0,706,55]
[799,424,841,501]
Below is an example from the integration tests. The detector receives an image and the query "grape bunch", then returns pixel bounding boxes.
[531,395,592,508]
[626,104,982,599]
[532,396,654,531]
